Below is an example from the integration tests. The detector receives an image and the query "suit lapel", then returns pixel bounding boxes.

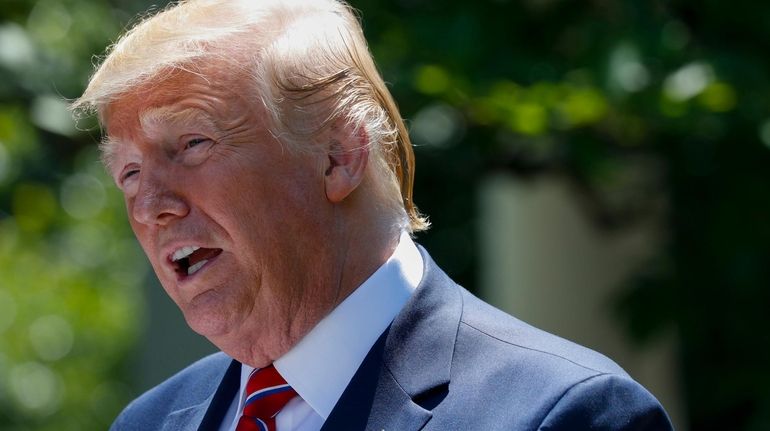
[322,248,462,431]
[367,365,434,431]
[159,358,240,431]
[321,329,431,431]
[198,359,241,430]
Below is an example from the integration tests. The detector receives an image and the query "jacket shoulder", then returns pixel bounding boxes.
[110,352,232,430]
[458,287,627,376]
[537,372,673,430]
[448,287,671,429]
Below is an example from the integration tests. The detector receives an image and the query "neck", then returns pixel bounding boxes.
[328,207,401,309]
[217,206,400,368]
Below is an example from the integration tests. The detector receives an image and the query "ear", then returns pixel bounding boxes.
[324,122,369,203]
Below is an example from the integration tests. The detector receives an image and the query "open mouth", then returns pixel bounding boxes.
[170,246,223,277]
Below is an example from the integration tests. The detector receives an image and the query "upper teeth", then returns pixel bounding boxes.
[172,246,200,262]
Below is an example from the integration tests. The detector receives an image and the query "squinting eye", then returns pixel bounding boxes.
[179,136,214,167]
[185,137,210,149]
[122,169,139,182]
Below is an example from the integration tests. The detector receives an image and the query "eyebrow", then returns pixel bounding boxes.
[100,106,217,171]
[139,106,217,138]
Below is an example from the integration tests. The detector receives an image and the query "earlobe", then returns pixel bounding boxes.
[324,125,369,203]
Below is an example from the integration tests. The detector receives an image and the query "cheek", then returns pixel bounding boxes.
[195,148,326,242]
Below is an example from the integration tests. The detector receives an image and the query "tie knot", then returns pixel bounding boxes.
[237,365,297,431]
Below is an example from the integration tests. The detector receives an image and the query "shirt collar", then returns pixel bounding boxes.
[255,231,423,419]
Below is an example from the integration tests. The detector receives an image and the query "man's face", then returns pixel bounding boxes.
[103,69,343,364]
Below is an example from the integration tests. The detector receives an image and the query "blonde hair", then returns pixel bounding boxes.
[73,0,428,233]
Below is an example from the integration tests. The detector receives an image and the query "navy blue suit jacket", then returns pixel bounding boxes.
[110,249,673,430]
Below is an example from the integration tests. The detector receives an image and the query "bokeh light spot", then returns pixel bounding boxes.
[29,315,75,362]
[559,87,608,126]
[0,23,36,70]
[510,103,547,135]
[60,173,106,220]
[31,95,77,137]
[411,103,465,147]
[609,43,650,93]
[698,82,737,112]
[27,0,73,42]
[9,362,61,415]
[664,62,714,101]
[414,65,451,95]
[61,222,111,268]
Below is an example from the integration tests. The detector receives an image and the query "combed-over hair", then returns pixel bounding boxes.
[73,0,428,233]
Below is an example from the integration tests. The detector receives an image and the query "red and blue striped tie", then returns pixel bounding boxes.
[235,365,297,431]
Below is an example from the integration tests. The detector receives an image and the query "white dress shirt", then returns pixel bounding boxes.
[219,232,424,431]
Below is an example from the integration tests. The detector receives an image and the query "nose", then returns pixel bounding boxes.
[130,169,189,226]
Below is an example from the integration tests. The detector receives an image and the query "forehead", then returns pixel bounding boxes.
[101,69,256,162]
[104,69,245,131]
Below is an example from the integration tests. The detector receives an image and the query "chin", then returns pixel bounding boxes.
[180,295,238,338]
[183,310,232,338]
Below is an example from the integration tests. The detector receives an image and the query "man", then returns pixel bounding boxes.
[73,0,673,429]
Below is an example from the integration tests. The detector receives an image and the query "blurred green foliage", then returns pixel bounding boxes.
[0,1,149,430]
[1,0,768,430]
